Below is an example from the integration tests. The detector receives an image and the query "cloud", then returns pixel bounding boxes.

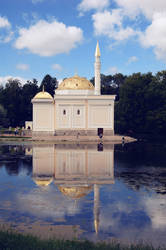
[14,19,83,56]
[143,195,166,229]
[92,10,138,41]
[78,0,109,12]
[89,1,166,62]
[127,56,138,65]
[0,76,28,86]
[17,186,81,219]
[115,0,166,20]
[106,66,118,75]
[16,64,29,71]
[0,16,11,28]
[140,13,166,61]
[52,64,62,71]
[0,16,13,43]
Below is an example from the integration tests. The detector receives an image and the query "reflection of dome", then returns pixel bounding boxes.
[57,75,94,90]
[33,177,53,186]
[34,91,53,99]
[58,185,93,199]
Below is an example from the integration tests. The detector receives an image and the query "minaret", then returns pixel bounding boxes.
[94,184,100,234]
[95,41,101,95]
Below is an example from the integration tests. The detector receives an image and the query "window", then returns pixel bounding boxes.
[63,109,66,115]
[77,109,80,115]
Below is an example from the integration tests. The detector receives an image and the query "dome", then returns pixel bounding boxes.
[33,177,53,187]
[57,75,94,90]
[58,185,93,199]
[34,90,53,99]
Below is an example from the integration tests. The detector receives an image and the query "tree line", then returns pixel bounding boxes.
[0,75,58,128]
[1,71,166,137]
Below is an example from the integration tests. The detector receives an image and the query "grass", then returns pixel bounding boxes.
[0,230,164,250]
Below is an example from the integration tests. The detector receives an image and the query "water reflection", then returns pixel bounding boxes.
[1,142,166,245]
[32,144,114,234]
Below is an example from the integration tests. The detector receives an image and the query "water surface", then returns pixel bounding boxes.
[0,142,166,246]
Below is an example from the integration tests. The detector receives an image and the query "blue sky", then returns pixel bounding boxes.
[1,0,166,85]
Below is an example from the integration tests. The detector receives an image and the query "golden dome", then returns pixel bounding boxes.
[34,90,53,99]
[58,185,93,199]
[57,75,94,90]
[33,177,53,187]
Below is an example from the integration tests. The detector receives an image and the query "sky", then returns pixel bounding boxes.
[1,0,166,86]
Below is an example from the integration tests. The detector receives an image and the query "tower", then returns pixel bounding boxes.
[95,41,101,95]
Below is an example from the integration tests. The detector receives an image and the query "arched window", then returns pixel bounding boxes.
[63,109,66,115]
[77,109,80,115]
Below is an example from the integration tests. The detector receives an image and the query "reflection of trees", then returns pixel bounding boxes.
[0,145,32,176]
[115,142,166,194]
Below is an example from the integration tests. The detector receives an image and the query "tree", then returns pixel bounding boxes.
[20,79,39,125]
[1,79,22,127]
[115,72,154,134]
[0,104,9,127]
[40,74,58,97]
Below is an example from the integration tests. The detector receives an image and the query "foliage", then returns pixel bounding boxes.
[115,71,166,136]
[0,104,9,127]
[90,73,126,98]
[40,74,58,97]
[1,70,166,136]
[0,230,163,250]
[0,75,58,127]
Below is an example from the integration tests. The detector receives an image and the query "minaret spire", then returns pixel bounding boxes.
[94,41,101,95]
[94,184,100,234]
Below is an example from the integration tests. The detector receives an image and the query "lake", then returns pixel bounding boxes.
[0,141,166,247]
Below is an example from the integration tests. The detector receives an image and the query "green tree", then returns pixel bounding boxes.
[115,72,154,134]
[0,104,9,127]
[1,79,22,127]
[20,79,39,125]
[40,74,58,97]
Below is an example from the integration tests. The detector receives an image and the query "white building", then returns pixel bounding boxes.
[32,144,114,234]
[31,42,116,137]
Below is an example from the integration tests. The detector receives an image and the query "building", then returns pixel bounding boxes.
[32,144,114,234]
[31,42,116,137]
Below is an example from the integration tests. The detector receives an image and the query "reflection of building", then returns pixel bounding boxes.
[33,146,54,186]
[32,144,114,234]
[31,42,116,137]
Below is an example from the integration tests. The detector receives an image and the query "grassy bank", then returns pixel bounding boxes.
[0,230,164,250]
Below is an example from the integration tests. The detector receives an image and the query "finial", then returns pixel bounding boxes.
[94,219,99,234]
[42,85,45,92]
[95,41,100,57]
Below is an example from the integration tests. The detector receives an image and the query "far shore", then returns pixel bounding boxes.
[0,133,136,144]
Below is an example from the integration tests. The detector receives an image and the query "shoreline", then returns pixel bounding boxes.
[0,134,136,145]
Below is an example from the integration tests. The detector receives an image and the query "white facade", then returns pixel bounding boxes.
[31,43,116,137]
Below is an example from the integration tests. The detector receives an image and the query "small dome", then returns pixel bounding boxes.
[58,185,93,199]
[57,75,94,90]
[33,177,53,187]
[34,91,53,99]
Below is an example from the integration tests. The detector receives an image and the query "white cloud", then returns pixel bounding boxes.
[52,63,62,71]
[0,76,28,86]
[15,19,83,56]
[0,16,11,28]
[106,66,118,75]
[89,1,166,62]
[140,13,166,61]
[127,56,138,64]
[16,64,29,71]
[0,16,13,43]
[78,0,109,12]
[115,0,166,20]
[143,195,166,229]
[92,10,138,41]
